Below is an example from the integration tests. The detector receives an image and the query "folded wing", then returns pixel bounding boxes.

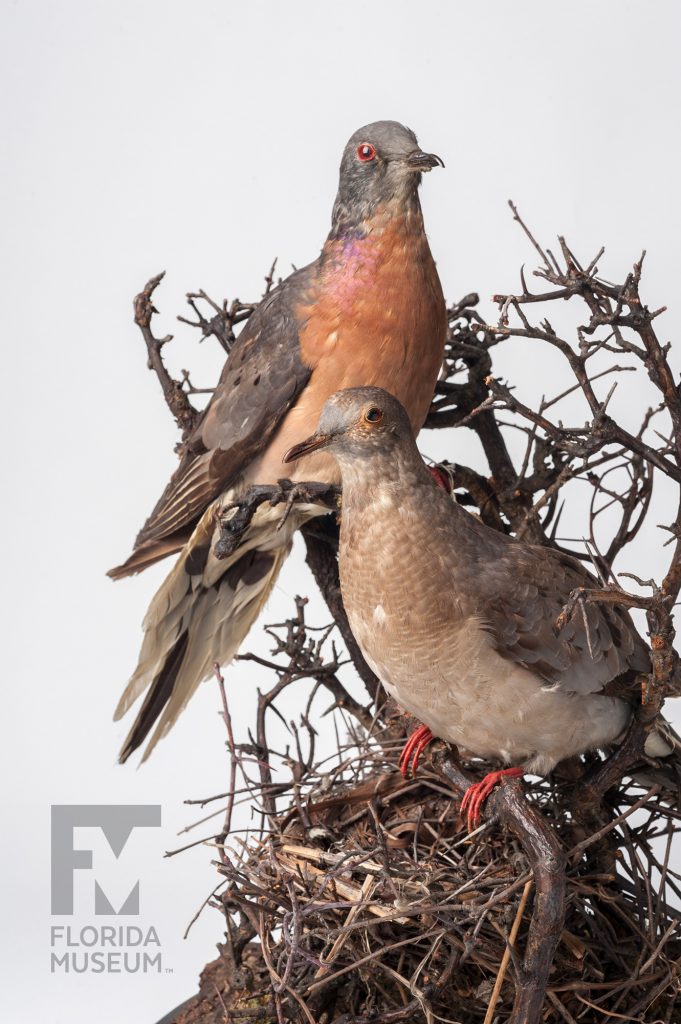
[109,265,317,578]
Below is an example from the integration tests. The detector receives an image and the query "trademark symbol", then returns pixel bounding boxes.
[165,967,174,974]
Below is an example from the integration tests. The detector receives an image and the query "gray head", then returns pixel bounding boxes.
[331,121,443,236]
[284,387,416,469]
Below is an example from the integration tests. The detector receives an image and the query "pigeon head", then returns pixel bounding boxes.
[331,121,443,236]
[284,387,414,467]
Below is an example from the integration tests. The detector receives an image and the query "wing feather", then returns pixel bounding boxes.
[132,264,317,552]
[478,543,649,696]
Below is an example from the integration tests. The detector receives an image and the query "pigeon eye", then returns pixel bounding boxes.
[357,143,376,163]
[365,407,383,423]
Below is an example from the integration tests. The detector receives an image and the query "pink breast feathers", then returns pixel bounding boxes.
[324,235,381,312]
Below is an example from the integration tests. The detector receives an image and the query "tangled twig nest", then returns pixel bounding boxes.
[163,602,681,1024]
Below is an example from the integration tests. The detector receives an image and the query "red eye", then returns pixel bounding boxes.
[357,142,376,162]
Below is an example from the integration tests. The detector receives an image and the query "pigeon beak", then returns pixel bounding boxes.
[405,150,445,172]
[283,433,334,464]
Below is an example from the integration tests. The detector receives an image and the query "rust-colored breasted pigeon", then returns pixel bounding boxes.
[109,123,447,761]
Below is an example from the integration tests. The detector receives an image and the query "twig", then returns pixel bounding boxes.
[133,272,200,439]
[214,663,239,864]
[483,878,533,1024]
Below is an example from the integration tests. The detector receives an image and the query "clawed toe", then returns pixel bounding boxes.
[399,725,434,778]
[276,480,341,529]
[460,766,524,831]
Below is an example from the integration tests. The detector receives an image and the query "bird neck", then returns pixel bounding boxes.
[336,443,433,521]
[336,445,490,566]
[319,200,429,290]
[327,190,424,245]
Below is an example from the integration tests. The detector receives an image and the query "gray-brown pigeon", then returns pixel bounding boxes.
[285,386,680,825]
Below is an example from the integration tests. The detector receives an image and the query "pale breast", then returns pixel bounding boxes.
[339,486,632,774]
[350,590,631,773]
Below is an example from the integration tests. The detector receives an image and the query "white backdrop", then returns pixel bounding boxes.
[2,2,680,1021]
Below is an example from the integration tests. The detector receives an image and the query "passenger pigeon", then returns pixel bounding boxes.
[109,122,447,762]
[284,387,680,826]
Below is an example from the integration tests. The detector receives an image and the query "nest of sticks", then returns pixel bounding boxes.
[164,600,681,1024]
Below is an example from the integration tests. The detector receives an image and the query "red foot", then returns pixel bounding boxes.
[399,725,434,778]
[460,767,524,831]
[428,465,453,494]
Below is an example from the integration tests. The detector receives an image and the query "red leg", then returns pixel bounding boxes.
[399,725,434,778]
[460,767,524,831]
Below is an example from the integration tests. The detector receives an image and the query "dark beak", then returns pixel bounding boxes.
[405,150,445,172]
[283,433,333,464]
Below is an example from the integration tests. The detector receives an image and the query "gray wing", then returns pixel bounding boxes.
[477,543,649,696]
[119,262,318,566]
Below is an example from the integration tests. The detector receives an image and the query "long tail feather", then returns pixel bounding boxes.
[118,631,189,762]
[114,496,296,762]
[107,533,190,580]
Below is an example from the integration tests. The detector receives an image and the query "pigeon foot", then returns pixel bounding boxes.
[399,725,434,778]
[461,766,524,831]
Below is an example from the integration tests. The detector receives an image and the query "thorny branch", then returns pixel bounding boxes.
[133,272,200,440]
[133,212,681,1023]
